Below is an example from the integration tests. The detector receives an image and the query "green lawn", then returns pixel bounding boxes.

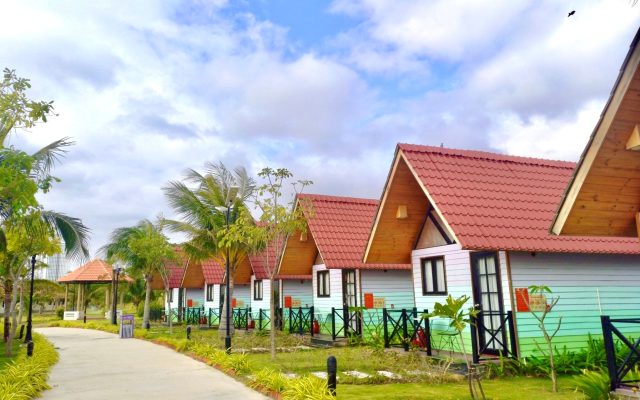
[338,378,584,400]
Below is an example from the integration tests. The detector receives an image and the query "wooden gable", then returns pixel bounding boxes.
[277,227,319,276]
[181,259,205,289]
[553,29,640,238]
[233,256,253,285]
[364,150,431,263]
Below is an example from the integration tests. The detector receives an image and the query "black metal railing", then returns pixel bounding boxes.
[288,306,315,336]
[184,307,205,324]
[232,307,251,330]
[162,308,179,324]
[601,316,640,392]
[383,308,431,354]
[470,310,518,363]
[207,308,220,327]
[257,308,271,331]
[331,306,363,340]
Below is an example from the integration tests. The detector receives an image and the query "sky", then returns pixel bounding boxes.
[1,0,639,259]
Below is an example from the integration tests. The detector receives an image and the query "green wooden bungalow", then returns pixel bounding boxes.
[364,143,640,360]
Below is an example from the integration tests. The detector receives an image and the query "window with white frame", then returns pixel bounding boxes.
[317,270,330,297]
[421,257,447,295]
[206,284,214,301]
[253,280,263,301]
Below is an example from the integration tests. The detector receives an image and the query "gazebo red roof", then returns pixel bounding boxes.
[58,259,122,283]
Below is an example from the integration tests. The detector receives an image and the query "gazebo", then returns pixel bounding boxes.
[58,259,129,315]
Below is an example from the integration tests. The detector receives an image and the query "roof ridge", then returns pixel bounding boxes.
[398,143,576,169]
[298,193,378,205]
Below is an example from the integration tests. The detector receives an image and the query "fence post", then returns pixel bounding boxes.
[382,308,389,348]
[298,307,303,335]
[331,308,336,341]
[601,315,618,392]
[310,306,315,337]
[507,311,518,359]
[288,307,293,334]
[470,314,479,364]
[424,309,432,356]
[401,309,409,352]
[259,309,263,331]
[343,306,349,337]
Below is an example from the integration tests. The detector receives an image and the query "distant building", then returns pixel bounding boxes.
[36,253,74,282]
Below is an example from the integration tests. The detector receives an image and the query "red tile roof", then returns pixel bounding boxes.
[299,194,411,269]
[277,274,312,281]
[399,144,640,254]
[202,259,225,285]
[249,238,285,279]
[58,259,126,283]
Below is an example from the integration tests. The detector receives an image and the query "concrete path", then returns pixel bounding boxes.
[37,327,267,400]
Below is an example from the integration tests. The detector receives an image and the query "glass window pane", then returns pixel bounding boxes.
[436,261,445,292]
[488,275,497,292]
[486,256,496,274]
[478,258,486,274]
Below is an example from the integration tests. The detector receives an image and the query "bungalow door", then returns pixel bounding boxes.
[342,269,360,333]
[470,252,507,356]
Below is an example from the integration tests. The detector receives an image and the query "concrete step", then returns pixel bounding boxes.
[310,335,349,348]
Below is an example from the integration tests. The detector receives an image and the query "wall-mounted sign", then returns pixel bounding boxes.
[529,294,547,312]
[515,288,530,312]
[284,296,292,308]
[364,293,374,308]
[236,299,245,308]
[373,297,386,309]
[292,299,301,308]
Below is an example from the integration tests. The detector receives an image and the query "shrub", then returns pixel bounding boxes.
[250,368,289,393]
[56,307,64,320]
[136,301,164,321]
[0,333,58,399]
[282,375,334,400]
[572,369,610,400]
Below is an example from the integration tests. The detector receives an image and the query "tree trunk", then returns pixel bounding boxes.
[269,278,276,359]
[9,278,20,340]
[17,284,24,325]
[219,279,235,339]
[166,289,173,335]
[143,275,152,328]
[547,333,558,392]
[3,279,12,343]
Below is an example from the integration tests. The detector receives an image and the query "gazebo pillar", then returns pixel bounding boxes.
[105,285,111,311]
[64,284,68,311]
[75,283,81,311]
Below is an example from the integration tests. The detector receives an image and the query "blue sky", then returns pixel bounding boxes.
[1,0,639,256]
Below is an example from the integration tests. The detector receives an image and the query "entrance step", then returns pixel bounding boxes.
[310,334,349,348]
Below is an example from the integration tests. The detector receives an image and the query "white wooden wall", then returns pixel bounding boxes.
[282,279,313,308]
[250,275,272,311]
[360,269,414,310]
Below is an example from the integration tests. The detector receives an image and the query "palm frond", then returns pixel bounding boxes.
[40,210,90,261]
[31,137,74,174]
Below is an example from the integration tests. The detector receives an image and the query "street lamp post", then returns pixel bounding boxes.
[111,265,123,325]
[223,205,231,352]
[25,255,36,355]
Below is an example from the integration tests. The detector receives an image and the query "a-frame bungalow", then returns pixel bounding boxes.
[364,143,640,360]
[278,193,412,337]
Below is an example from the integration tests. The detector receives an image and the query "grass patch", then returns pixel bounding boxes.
[338,377,585,399]
[0,333,58,399]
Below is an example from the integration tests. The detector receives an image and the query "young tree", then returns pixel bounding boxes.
[250,167,312,359]
[427,295,485,400]
[101,219,175,329]
[164,162,255,340]
[521,285,562,393]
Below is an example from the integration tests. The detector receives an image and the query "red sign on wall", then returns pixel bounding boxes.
[515,288,529,312]
[284,296,292,308]
[187,299,193,307]
[232,298,237,308]
[364,293,374,309]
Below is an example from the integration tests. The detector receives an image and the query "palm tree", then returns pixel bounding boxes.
[100,219,174,329]
[163,162,255,339]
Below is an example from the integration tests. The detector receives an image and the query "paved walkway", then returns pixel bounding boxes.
[37,327,267,400]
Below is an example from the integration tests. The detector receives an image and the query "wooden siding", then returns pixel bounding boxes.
[412,244,512,353]
[250,275,272,311]
[282,279,313,308]
[203,284,220,311]
[233,284,251,308]
[185,288,204,307]
[360,270,414,310]
[509,251,640,355]
[365,155,430,264]
[312,264,347,316]
[234,257,253,285]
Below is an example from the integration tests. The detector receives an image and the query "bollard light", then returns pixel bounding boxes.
[186,326,192,340]
[327,355,337,396]
[145,322,150,330]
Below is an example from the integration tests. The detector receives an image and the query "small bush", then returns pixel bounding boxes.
[136,301,164,321]
[251,368,289,393]
[573,369,610,400]
[56,308,64,320]
[0,333,59,399]
[282,375,334,400]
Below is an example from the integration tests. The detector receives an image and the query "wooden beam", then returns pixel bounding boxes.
[626,125,640,150]
[636,211,640,240]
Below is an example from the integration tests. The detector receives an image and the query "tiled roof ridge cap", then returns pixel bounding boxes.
[398,143,576,169]
[298,193,378,205]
